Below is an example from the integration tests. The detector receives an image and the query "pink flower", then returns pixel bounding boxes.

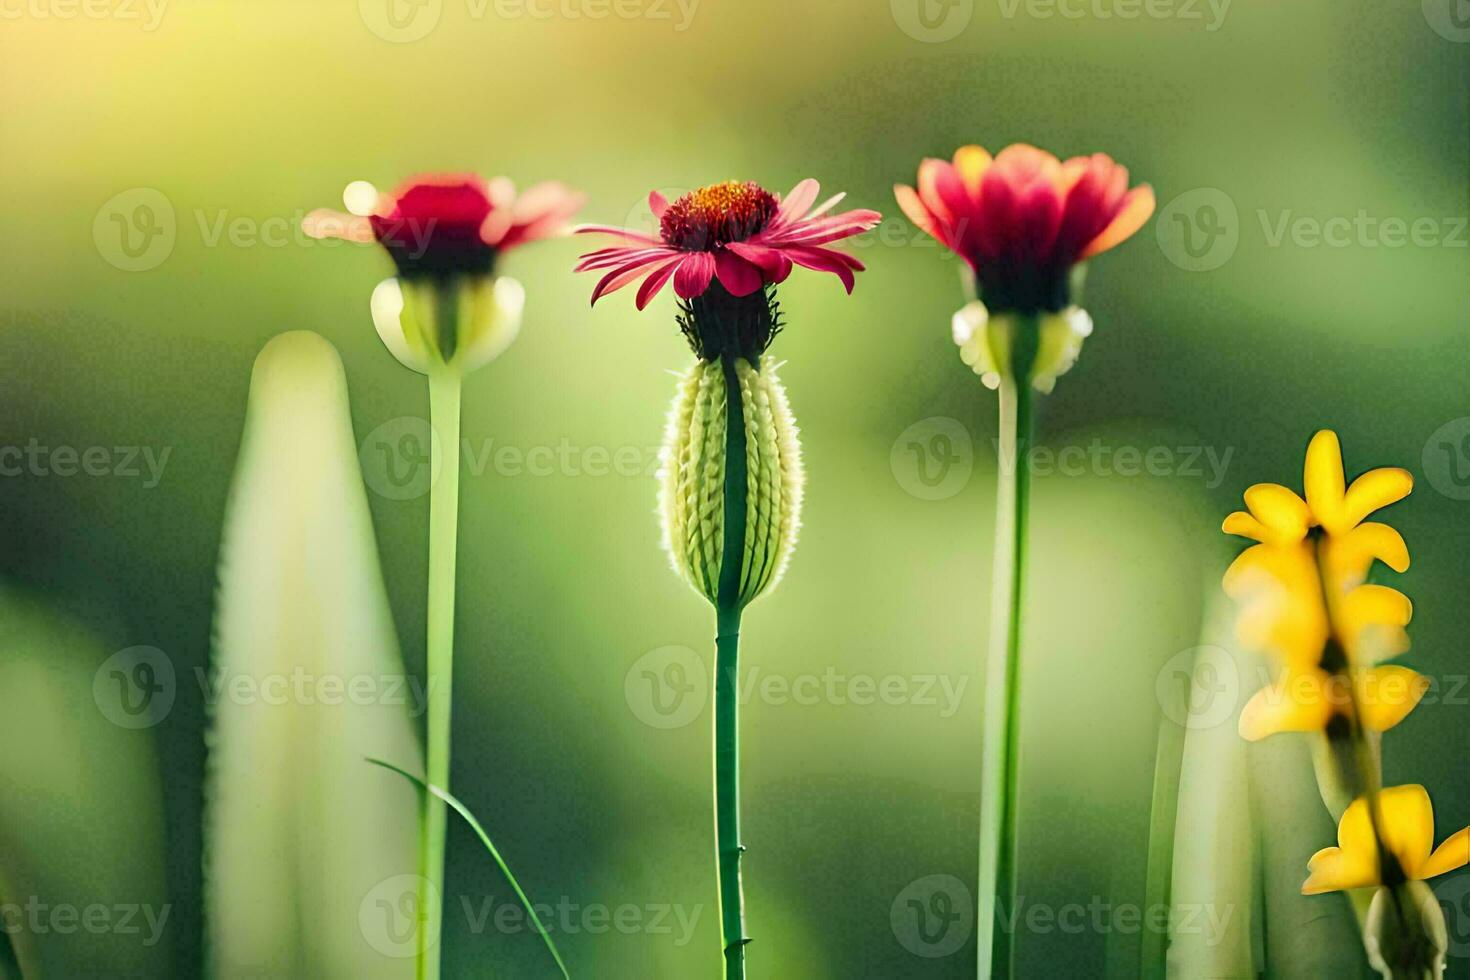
[304,173,584,278]
[895,144,1154,312]
[574,179,882,309]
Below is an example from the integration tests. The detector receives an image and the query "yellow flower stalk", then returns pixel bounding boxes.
[1220,429,1470,979]
[1222,431,1420,774]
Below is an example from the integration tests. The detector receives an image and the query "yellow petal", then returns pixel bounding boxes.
[1243,483,1311,544]
[1355,666,1429,733]
[953,145,992,196]
[1237,673,1336,741]
[1304,430,1348,533]
[1420,827,1470,880]
[1339,584,1414,662]
[1342,467,1413,529]
[1323,523,1410,591]
[1303,838,1378,895]
[1376,784,1436,879]
[1222,511,1269,543]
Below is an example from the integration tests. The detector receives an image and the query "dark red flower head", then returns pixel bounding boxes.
[896,144,1154,313]
[573,178,882,309]
[304,173,584,279]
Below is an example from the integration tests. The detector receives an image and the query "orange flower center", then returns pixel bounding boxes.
[661,181,777,250]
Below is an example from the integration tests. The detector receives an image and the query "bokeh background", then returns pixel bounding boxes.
[1,0,1467,976]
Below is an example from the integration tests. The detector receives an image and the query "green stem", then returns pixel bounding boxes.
[419,364,462,980]
[715,354,750,979]
[978,327,1035,980]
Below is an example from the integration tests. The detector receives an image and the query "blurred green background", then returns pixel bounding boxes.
[1,0,1468,976]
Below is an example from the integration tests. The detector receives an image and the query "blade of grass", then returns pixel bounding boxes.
[207,331,419,977]
[367,759,570,979]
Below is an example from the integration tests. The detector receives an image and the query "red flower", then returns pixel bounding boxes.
[304,173,584,278]
[895,144,1154,312]
[574,179,882,309]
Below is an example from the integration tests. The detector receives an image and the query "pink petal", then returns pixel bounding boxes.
[591,255,668,304]
[805,192,846,221]
[776,178,821,224]
[573,223,666,246]
[782,245,864,293]
[635,258,681,310]
[714,249,765,297]
[726,242,793,281]
[302,209,375,243]
[575,246,676,272]
[673,252,716,298]
[649,191,670,219]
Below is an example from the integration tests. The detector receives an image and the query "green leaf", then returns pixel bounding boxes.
[1165,604,1259,979]
[205,331,420,978]
[366,758,570,979]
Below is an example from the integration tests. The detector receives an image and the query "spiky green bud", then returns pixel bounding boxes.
[658,357,803,609]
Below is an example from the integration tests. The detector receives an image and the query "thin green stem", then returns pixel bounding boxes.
[714,353,750,979]
[419,364,462,980]
[978,319,1036,980]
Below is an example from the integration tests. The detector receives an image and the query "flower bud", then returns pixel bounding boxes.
[370,275,525,376]
[658,357,803,608]
[1363,881,1447,979]
[952,300,1093,394]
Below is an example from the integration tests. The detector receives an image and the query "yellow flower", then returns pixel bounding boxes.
[1237,664,1428,742]
[1222,430,1420,740]
[1303,785,1470,894]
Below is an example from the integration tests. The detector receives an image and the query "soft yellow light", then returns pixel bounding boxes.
[343,180,379,217]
